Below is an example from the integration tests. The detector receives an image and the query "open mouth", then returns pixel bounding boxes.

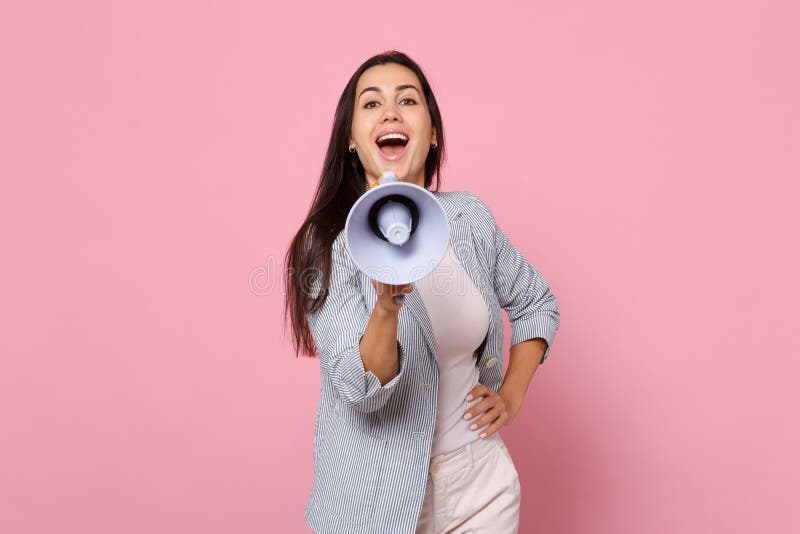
[375,133,409,159]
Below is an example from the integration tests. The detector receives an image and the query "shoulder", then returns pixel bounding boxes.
[436,190,496,225]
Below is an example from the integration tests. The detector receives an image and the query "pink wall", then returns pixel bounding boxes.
[2,1,798,532]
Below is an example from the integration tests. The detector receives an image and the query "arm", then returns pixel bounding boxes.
[498,338,547,420]
[489,207,560,364]
[472,193,560,406]
[358,298,402,386]
[306,234,406,413]
[461,194,561,433]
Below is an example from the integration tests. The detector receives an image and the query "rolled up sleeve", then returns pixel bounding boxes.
[470,194,561,363]
[306,234,406,412]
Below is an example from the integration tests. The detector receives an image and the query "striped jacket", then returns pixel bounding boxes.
[304,190,560,533]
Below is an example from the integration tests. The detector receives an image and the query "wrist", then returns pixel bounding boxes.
[373,301,401,318]
[499,384,525,415]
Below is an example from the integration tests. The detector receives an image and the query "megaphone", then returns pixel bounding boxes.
[345,171,451,304]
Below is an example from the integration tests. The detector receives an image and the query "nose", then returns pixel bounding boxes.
[381,102,401,122]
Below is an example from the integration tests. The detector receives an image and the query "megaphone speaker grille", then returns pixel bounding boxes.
[367,194,419,243]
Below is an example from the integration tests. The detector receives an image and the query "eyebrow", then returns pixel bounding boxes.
[358,84,421,99]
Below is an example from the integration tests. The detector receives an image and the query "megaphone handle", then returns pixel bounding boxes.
[393,294,405,305]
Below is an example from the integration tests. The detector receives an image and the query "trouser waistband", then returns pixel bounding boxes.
[428,433,504,479]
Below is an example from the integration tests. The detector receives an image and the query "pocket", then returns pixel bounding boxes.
[498,442,520,486]
[311,410,388,524]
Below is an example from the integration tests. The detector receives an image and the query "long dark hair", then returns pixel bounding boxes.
[283,50,447,357]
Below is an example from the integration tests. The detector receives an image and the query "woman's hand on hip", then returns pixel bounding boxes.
[462,384,523,439]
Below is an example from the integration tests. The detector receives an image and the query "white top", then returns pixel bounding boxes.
[414,244,491,457]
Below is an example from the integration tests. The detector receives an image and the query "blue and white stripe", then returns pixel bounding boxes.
[304,190,560,533]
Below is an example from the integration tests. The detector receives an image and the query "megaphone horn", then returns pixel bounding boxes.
[344,171,451,294]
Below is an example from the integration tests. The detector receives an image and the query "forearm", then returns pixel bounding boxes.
[499,338,547,404]
[358,304,401,385]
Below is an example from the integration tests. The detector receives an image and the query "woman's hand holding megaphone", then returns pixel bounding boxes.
[371,279,414,313]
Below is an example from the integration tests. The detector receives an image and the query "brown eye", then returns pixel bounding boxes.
[364,101,379,109]
[401,98,417,105]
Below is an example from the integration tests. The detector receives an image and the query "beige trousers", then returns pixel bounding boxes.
[414,433,521,534]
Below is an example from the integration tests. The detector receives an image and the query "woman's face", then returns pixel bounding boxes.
[350,63,437,189]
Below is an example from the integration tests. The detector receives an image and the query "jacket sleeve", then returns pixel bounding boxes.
[469,193,561,363]
[305,232,406,413]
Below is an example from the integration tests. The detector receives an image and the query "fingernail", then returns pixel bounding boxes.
[469,424,477,430]
[463,413,471,420]
[480,432,487,439]
[465,394,473,401]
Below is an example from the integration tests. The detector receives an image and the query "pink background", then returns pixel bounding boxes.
[2,1,798,532]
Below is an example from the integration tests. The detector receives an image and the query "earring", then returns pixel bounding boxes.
[348,144,356,153]
[431,141,438,148]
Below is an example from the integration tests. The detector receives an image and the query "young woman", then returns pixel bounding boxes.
[284,50,560,534]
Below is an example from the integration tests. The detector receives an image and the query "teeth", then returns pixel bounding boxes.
[377,133,409,143]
